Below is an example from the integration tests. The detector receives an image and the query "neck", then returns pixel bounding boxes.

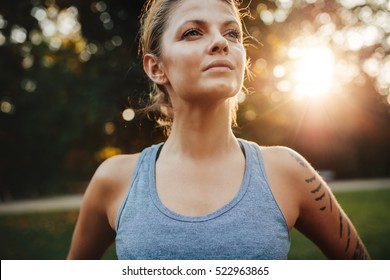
[162,100,239,159]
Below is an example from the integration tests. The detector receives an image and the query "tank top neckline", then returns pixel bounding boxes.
[148,138,253,222]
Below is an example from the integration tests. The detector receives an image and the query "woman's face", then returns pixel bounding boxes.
[159,0,246,105]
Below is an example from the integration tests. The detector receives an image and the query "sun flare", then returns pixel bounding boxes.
[291,46,335,99]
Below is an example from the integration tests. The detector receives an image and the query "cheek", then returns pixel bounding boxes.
[170,47,201,68]
[163,48,202,82]
[234,49,246,80]
[237,48,246,70]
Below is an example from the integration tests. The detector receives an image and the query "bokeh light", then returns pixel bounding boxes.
[122,108,135,121]
[95,146,122,161]
[0,98,15,114]
[104,122,115,135]
[10,26,27,44]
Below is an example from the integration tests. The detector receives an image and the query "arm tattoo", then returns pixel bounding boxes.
[339,210,369,259]
[289,151,308,168]
[311,183,322,193]
[304,172,369,259]
[339,210,343,238]
[345,222,351,252]
[352,240,370,260]
[306,179,331,211]
[315,192,326,201]
[305,175,317,183]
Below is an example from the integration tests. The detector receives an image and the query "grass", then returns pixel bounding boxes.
[1,188,389,260]
[0,211,116,260]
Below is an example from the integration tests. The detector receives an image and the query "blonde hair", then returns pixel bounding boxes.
[139,0,247,135]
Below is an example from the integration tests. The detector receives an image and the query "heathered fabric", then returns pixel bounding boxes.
[115,139,290,259]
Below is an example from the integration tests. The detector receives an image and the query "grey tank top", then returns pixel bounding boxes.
[115,139,290,259]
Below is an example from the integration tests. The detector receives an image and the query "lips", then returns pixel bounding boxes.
[203,60,234,71]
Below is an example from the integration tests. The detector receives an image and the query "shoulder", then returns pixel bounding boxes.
[79,153,142,229]
[88,153,141,201]
[67,153,141,258]
[259,145,301,163]
[82,153,141,213]
[93,153,141,184]
[242,140,314,180]
[259,145,315,180]
[257,145,319,229]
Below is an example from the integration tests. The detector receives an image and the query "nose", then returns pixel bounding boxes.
[208,32,229,55]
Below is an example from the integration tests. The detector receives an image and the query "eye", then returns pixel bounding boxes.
[182,28,202,39]
[225,28,241,41]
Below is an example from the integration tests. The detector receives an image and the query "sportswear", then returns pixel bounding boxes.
[115,139,290,259]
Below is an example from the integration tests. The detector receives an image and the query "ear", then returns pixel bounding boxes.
[143,54,168,85]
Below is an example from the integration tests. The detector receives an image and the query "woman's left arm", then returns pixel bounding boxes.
[288,149,370,259]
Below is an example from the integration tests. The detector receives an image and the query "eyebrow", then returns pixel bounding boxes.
[180,19,240,28]
[175,19,240,35]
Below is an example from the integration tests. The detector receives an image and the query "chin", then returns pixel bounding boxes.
[182,88,237,105]
[180,81,241,103]
[210,84,239,98]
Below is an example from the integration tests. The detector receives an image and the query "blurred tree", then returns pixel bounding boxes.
[0,0,161,198]
[0,0,389,198]
[238,0,390,178]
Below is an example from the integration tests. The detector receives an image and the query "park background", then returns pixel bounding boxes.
[0,0,389,259]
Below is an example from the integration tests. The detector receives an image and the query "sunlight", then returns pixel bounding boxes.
[291,46,335,99]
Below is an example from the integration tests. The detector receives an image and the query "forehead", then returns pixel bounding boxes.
[167,0,241,28]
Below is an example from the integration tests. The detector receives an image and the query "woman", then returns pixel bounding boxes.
[67,0,370,260]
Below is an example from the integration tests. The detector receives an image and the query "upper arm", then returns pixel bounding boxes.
[286,149,370,259]
[67,154,139,259]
